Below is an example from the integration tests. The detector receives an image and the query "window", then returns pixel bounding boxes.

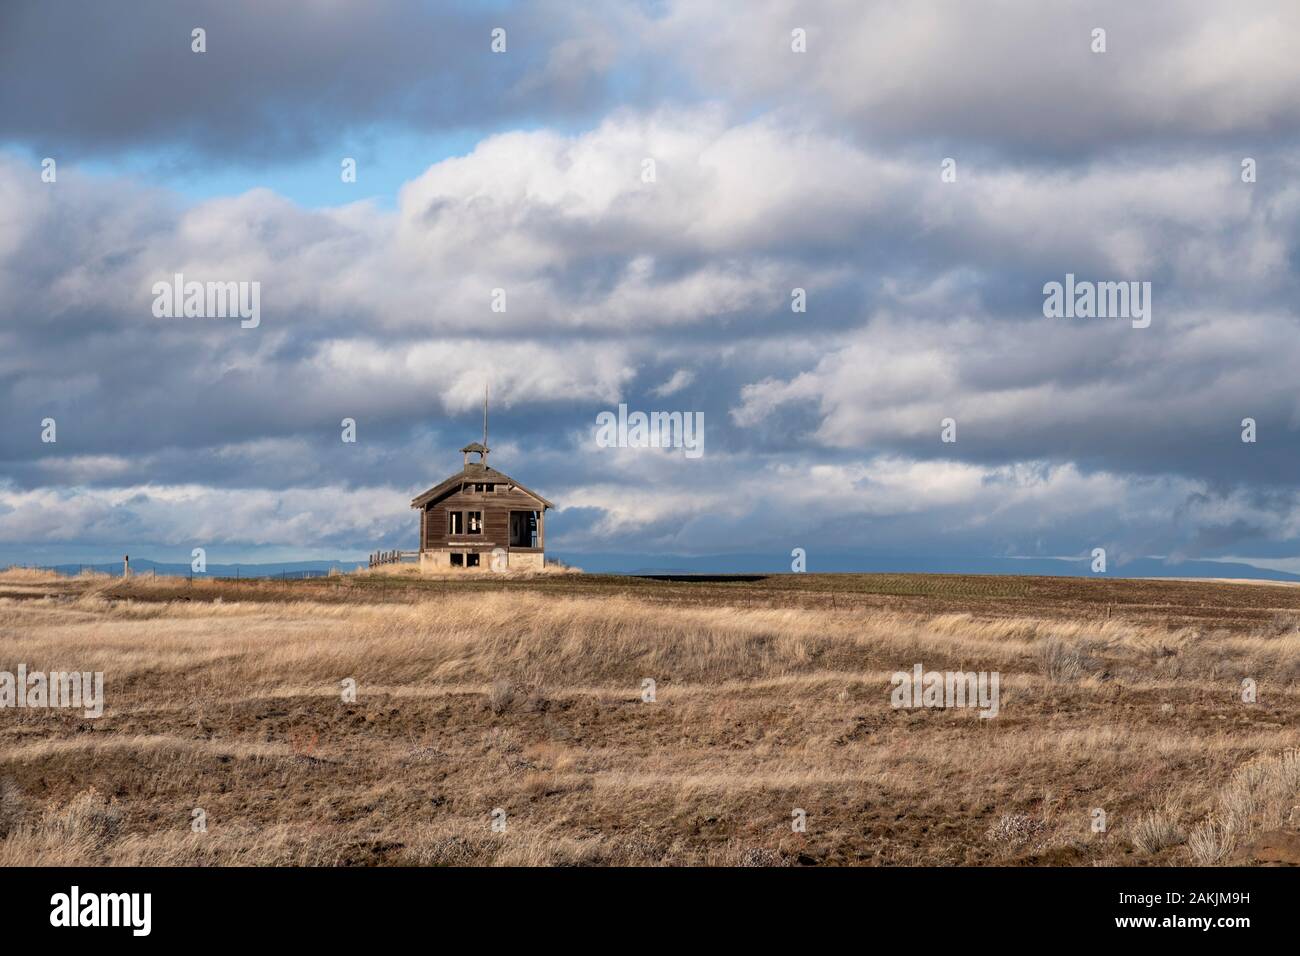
[450,553,464,567]
[509,511,539,547]
[474,483,494,493]
[448,512,464,535]
[467,511,482,534]
[466,553,480,567]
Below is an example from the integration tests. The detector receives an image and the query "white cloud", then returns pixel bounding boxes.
[650,0,1300,150]
[650,368,696,398]
[0,481,408,549]
[4,15,1300,569]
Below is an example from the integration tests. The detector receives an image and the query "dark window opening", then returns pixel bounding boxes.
[509,511,539,548]
[448,512,463,535]
[467,511,483,534]
[466,553,480,567]
[450,552,465,567]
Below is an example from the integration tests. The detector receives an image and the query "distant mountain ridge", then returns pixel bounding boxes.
[554,553,1300,581]
[25,559,366,579]
[12,553,1300,582]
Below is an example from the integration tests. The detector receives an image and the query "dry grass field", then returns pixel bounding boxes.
[1,567,1298,866]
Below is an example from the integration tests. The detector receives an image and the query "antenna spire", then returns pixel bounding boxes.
[483,382,489,451]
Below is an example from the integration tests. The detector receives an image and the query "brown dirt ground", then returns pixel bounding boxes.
[1,571,1297,866]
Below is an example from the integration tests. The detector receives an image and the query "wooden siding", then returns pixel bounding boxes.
[424,484,544,552]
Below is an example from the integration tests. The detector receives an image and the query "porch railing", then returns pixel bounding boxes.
[369,550,419,568]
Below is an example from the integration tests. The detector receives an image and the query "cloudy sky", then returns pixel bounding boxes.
[3,0,1300,575]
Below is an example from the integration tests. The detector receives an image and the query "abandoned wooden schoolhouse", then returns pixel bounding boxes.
[407,439,553,571]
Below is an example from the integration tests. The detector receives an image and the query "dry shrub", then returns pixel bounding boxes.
[1187,750,1300,865]
[402,823,607,867]
[0,788,123,866]
[0,779,28,838]
[1037,637,1098,683]
[398,745,447,767]
[492,833,605,866]
[1131,803,1186,854]
[488,680,516,715]
[1266,612,1300,637]
[481,727,522,754]
[738,847,786,867]
[38,788,122,847]
[522,686,551,713]
[1187,820,1231,865]
[402,832,483,867]
[985,813,1048,849]
[522,771,556,800]
[705,842,788,867]
[617,831,672,866]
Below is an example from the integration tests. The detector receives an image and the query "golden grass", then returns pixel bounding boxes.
[0,576,1296,866]
[0,568,64,583]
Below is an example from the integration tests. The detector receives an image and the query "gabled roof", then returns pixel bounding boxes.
[410,465,554,510]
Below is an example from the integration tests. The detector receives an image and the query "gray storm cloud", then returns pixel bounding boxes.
[1,2,1298,569]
